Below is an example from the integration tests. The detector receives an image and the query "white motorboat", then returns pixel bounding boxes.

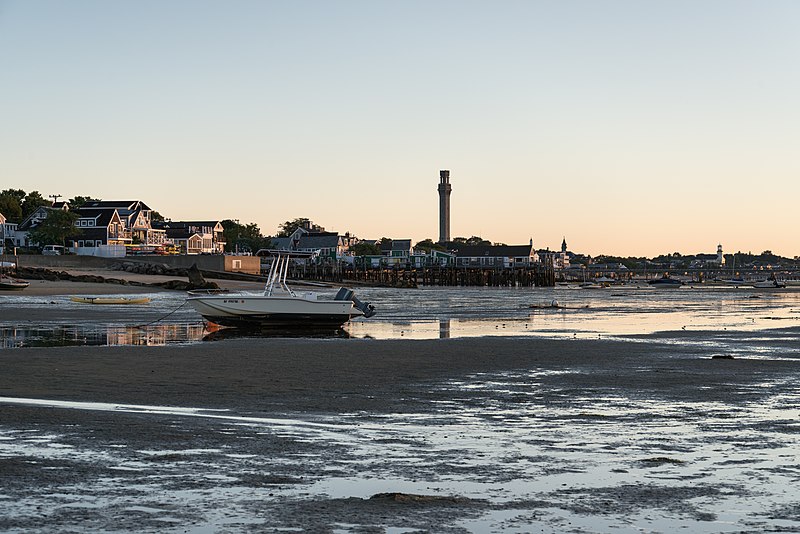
[187,251,375,328]
[752,276,786,289]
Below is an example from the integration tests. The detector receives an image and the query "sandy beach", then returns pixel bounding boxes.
[3,273,800,532]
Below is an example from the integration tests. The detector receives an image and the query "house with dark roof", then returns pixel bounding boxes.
[14,204,72,247]
[454,244,538,268]
[68,208,129,248]
[380,239,413,258]
[80,200,165,246]
[272,232,347,260]
[376,239,414,266]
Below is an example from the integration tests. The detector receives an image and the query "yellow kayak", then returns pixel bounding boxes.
[70,296,151,305]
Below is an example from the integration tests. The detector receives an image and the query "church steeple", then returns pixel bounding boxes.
[561,237,567,253]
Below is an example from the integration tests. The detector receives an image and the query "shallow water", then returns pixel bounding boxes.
[2,285,800,348]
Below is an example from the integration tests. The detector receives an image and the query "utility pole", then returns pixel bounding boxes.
[49,194,62,204]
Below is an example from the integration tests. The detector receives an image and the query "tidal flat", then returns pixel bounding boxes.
[1,331,800,532]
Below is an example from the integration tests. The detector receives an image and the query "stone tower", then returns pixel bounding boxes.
[438,170,451,243]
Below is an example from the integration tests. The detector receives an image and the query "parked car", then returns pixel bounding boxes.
[42,245,65,256]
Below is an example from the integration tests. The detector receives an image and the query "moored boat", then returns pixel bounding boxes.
[187,251,375,328]
[752,276,786,289]
[0,275,29,290]
[647,274,683,288]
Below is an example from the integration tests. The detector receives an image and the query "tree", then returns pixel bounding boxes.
[150,211,166,222]
[453,236,490,246]
[277,218,311,237]
[351,241,381,256]
[21,191,51,220]
[27,210,80,248]
[0,189,24,223]
[414,238,446,253]
[222,219,271,253]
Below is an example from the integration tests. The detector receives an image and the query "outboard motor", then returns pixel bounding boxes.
[335,287,376,318]
[334,288,354,301]
[352,295,376,318]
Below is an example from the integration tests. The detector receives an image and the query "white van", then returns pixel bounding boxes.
[42,245,64,256]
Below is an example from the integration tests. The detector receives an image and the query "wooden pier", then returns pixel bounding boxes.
[285,263,556,288]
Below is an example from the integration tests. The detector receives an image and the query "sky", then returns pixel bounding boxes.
[1,1,798,257]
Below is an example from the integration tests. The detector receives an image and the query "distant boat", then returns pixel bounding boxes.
[579,282,605,289]
[719,253,747,286]
[71,296,151,305]
[719,277,748,287]
[752,275,786,289]
[0,275,29,291]
[647,274,683,288]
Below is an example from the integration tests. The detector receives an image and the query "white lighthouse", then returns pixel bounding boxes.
[717,244,725,266]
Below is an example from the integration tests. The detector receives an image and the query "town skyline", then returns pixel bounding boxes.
[3,187,797,264]
[2,2,798,257]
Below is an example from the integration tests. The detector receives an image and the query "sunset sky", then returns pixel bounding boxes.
[1,1,798,257]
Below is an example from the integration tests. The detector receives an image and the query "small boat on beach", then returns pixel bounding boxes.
[70,296,152,305]
[0,275,29,291]
[187,250,375,328]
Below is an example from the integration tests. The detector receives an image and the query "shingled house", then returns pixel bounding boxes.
[454,244,538,268]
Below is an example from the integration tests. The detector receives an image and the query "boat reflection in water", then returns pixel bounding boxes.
[201,323,350,341]
[0,322,351,348]
[0,323,210,349]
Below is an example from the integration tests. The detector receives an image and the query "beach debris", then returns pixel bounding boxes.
[369,492,471,505]
[530,299,560,309]
[638,457,685,467]
[529,300,590,310]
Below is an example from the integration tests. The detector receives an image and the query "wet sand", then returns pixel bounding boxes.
[10,270,266,297]
[2,334,800,532]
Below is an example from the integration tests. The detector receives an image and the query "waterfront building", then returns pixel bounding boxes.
[538,237,571,270]
[154,220,226,254]
[380,239,413,262]
[454,244,537,268]
[271,223,350,260]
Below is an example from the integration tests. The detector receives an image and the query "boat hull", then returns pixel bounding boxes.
[188,295,358,327]
[0,277,29,290]
[0,283,28,290]
[752,281,787,289]
[647,280,682,288]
